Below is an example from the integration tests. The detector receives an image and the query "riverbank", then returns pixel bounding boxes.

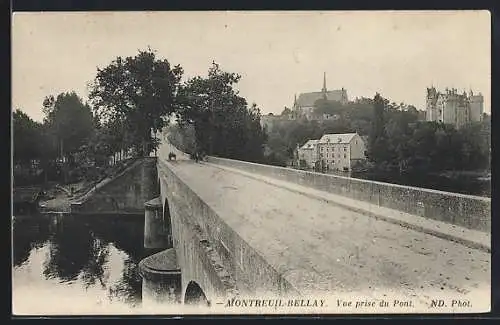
[37,158,140,213]
[38,181,90,213]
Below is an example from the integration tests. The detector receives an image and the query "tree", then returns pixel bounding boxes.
[241,103,268,161]
[368,93,388,162]
[167,123,196,154]
[176,62,266,161]
[459,121,491,171]
[313,99,344,117]
[89,48,183,156]
[13,109,43,166]
[43,92,95,163]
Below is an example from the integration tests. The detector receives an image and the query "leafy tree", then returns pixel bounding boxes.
[13,109,43,166]
[459,120,490,170]
[167,123,196,154]
[89,48,183,156]
[366,93,388,164]
[42,92,95,164]
[176,62,266,161]
[313,99,344,117]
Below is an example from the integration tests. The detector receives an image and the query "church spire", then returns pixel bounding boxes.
[322,72,327,93]
[293,93,297,108]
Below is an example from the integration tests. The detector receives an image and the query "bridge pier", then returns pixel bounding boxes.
[141,196,181,306]
[138,248,182,306]
[144,197,171,249]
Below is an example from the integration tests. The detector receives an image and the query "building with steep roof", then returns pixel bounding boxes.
[297,139,320,169]
[316,132,366,171]
[292,73,349,120]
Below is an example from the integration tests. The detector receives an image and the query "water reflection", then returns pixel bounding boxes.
[12,214,145,312]
[43,218,97,282]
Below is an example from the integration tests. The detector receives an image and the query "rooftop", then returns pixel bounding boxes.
[296,89,348,108]
[299,139,319,150]
[318,133,358,144]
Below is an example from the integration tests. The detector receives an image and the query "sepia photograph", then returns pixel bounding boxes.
[11,10,491,315]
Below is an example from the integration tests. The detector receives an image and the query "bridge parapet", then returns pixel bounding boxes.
[207,156,490,232]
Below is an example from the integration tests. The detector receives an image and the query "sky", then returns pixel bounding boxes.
[12,11,491,122]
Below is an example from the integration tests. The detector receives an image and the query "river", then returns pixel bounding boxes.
[12,213,148,315]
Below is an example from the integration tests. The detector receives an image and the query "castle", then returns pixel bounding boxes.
[291,73,348,120]
[426,86,484,129]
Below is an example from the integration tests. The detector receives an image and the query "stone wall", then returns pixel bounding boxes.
[207,156,491,232]
[71,158,159,214]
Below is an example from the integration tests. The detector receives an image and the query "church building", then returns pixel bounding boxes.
[292,73,349,120]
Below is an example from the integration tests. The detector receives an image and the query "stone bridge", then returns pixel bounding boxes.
[137,138,490,314]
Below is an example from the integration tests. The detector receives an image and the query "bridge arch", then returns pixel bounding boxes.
[184,281,210,306]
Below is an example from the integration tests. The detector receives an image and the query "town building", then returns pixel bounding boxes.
[297,139,320,169]
[260,108,295,132]
[292,73,349,120]
[316,132,366,172]
[260,113,281,132]
[426,86,484,129]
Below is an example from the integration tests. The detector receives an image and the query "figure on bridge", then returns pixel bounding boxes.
[200,150,207,162]
[190,147,207,163]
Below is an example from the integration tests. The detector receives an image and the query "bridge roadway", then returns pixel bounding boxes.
[159,144,489,305]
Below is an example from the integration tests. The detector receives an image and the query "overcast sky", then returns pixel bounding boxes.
[12,10,491,122]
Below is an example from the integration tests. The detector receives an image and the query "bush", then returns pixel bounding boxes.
[261,153,287,167]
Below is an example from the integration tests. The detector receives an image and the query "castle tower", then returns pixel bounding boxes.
[426,86,438,122]
[469,91,484,122]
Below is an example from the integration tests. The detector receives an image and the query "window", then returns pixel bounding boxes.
[344,154,347,159]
